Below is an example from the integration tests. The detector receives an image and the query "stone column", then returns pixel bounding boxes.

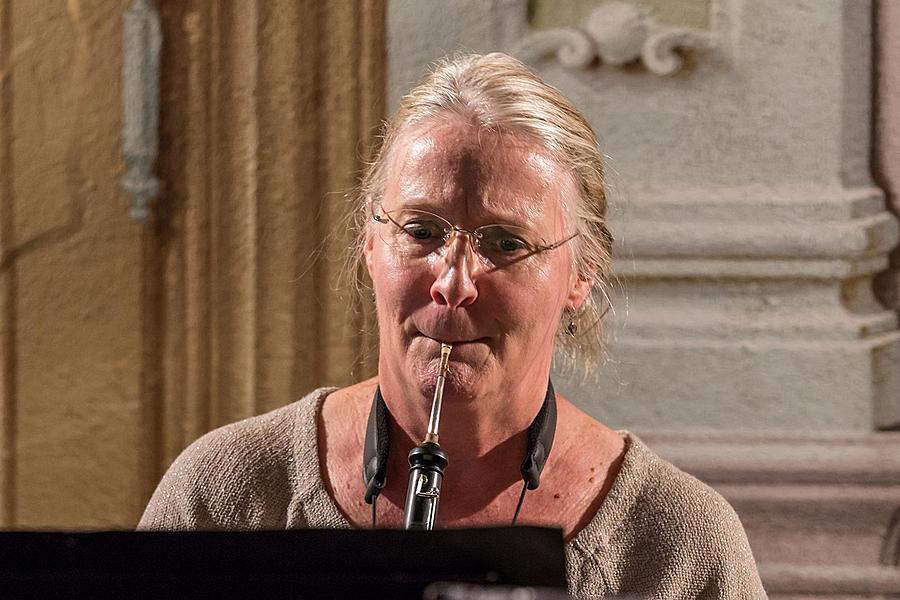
[875,0,900,311]
[510,0,899,434]
[388,0,900,596]
[392,0,900,432]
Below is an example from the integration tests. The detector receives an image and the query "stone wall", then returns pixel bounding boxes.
[387,0,900,596]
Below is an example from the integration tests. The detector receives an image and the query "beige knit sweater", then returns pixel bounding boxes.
[139,388,767,599]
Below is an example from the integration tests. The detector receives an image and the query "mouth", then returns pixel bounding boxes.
[416,332,490,346]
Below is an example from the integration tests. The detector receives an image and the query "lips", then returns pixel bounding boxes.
[416,332,490,346]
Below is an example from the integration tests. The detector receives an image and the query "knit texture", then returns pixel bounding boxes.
[139,388,767,599]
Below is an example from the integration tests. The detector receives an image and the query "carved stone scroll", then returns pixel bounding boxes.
[511,1,715,75]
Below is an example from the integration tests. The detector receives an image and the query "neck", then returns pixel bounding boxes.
[374,356,554,522]
[377,357,552,463]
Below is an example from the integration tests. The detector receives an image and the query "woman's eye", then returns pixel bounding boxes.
[480,227,531,254]
[402,221,440,240]
[497,237,526,252]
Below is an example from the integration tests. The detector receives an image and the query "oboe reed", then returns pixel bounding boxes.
[424,343,452,444]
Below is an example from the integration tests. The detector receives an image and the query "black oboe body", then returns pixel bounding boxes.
[402,343,452,530]
[402,442,448,529]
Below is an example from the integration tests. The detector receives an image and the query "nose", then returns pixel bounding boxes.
[430,232,480,308]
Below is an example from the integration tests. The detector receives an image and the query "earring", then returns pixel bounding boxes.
[566,311,577,336]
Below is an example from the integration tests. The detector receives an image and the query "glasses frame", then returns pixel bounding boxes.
[370,203,579,270]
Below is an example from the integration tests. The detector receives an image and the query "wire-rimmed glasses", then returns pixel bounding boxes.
[371,203,578,270]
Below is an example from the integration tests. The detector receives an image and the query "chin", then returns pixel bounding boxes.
[411,354,489,404]
[441,369,485,404]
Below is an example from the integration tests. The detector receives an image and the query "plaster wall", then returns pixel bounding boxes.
[0,0,145,528]
[0,0,385,528]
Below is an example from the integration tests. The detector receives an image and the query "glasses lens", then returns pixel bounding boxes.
[474,224,541,267]
[373,207,451,257]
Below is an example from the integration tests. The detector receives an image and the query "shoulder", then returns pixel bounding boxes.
[137,388,334,530]
[572,434,766,598]
[626,435,748,542]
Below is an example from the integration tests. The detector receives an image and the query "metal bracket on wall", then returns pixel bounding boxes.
[120,0,162,223]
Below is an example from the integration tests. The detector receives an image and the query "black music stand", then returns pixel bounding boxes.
[0,526,567,599]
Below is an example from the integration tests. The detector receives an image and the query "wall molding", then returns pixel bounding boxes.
[645,431,900,484]
[587,182,900,430]
[761,565,900,596]
[883,507,900,566]
[511,0,717,76]
[644,432,900,597]
[612,186,895,275]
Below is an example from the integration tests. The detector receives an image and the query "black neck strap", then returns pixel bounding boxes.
[362,380,558,505]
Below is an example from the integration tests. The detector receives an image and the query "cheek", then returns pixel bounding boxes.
[370,249,433,316]
[505,260,570,329]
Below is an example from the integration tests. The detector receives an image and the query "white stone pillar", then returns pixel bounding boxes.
[526,0,900,433]
[390,0,900,433]
[388,1,900,594]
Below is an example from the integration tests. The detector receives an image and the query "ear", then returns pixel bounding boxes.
[566,275,593,312]
[363,196,376,276]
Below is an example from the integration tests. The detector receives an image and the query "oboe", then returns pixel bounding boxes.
[363,343,556,529]
[402,343,452,530]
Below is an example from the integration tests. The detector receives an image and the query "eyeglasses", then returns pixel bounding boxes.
[371,203,578,270]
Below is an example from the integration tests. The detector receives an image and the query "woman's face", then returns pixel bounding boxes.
[365,115,591,404]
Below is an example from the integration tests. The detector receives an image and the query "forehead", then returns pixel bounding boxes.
[384,116,573,225]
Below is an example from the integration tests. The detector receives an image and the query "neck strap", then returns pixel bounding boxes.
[362,380,558,504]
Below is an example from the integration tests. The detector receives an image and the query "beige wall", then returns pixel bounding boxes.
[1,0,144,529]
[0,0,384,528]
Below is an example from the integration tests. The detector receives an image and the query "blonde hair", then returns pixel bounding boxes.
[352,52,613,370]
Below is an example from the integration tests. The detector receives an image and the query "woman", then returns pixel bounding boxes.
[140,53,766,598]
